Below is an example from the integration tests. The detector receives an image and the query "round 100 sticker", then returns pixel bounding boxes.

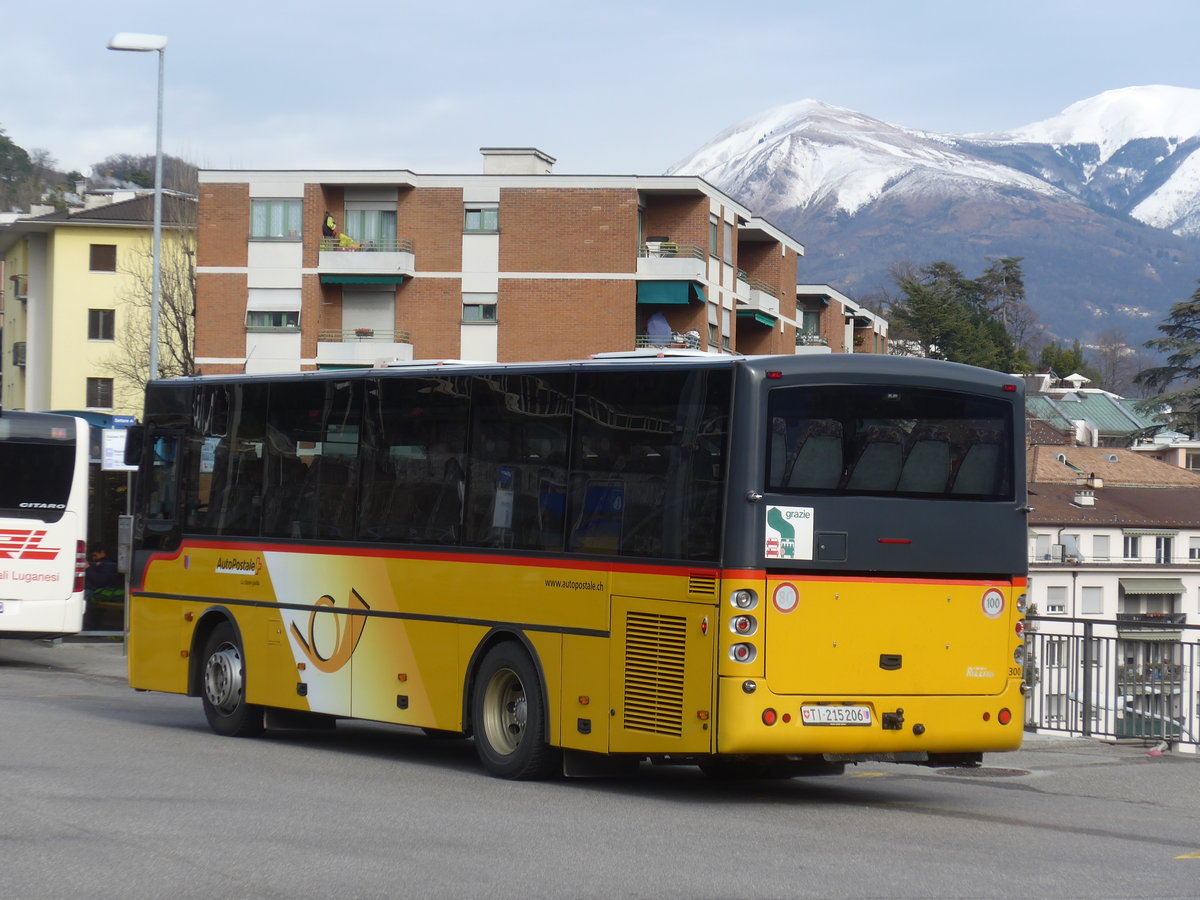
[981,589,1005,618]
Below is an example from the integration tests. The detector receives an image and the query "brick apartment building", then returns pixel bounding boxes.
[194,148,883,373]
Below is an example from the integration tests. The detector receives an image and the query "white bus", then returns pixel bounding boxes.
[0,411,90,638]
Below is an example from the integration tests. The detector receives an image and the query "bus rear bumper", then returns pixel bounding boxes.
[715,677,1025,756]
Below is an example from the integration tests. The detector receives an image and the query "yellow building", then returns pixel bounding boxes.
[0,194,193,417]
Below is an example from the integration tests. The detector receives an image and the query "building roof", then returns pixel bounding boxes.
[1024,391,1158,437]
[1027,482,1200,528]
[1028,444,1200,487]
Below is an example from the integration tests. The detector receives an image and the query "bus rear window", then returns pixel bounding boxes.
[0,440,75,520]
[766,384,1013,500]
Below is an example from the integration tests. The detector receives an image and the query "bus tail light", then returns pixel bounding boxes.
[731,589,757,609]
[74,541,87,593]
[731,614,757,636]
[730,643,757,663]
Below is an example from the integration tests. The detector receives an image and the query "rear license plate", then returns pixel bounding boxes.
[800,705,872,726]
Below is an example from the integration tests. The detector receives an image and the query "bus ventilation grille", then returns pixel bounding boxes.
[623,611,686,737]
[688,573,717,596]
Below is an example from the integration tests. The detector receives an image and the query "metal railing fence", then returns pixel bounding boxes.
[1023,616,1199,747]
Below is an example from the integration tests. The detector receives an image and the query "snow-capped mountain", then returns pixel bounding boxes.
[668,87,1200,345]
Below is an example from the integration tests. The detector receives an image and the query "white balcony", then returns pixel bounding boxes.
[315,329,413,367]
[318,238,415,281]
[636,242,706,280]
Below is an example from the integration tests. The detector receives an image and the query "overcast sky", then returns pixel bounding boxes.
[7,0,1200,178]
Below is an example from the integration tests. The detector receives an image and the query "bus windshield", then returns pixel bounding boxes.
[0,416,77,522]
[767,384,1013,500]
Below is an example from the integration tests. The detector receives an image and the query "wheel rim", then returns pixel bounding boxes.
[204,642,244,716]
[481,666,526,756]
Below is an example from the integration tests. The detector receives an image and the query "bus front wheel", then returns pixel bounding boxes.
[471,644,559,780]
[201,622,264,737]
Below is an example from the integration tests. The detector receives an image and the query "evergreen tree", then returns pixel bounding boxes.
[1038,340,1102,384]
[1133,281,1200,434]
[888,260,1023,372]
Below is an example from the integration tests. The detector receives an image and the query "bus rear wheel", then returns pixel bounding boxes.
[201,622,264,737]
[471,644,559,780]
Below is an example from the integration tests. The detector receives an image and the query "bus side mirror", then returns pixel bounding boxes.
[124,425,145,467]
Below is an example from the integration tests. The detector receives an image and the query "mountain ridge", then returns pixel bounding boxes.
[668,87,1200,346]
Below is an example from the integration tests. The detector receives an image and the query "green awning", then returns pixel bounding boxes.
[320,275,407,285]
[637,281,703,305]
[1119,578,1185,595]
[737,309,777,327]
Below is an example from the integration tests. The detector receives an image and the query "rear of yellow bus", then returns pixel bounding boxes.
[714,356,1027,769]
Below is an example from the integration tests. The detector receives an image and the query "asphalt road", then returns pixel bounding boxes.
[1,639,1197,900]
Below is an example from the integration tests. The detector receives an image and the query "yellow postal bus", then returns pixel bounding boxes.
[126,354,1028,778]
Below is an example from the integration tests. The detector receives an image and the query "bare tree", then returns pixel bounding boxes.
[1091,328,1141,396]
[104,192,197,391]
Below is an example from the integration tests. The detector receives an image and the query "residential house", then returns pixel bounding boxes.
[0,192,193,417]
[1025,445,1200,746]
[1023,372,1158,447]
[193,148,885,373]
[795,284,888,354]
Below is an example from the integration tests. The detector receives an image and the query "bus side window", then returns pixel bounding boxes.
[146,432,180,525]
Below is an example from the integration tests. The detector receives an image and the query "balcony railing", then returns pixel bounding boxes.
[796,333,828,346]
[1116,612,1187,626]
[318,328,411,343]
[635,333,702,350]
[638,242,705,260]
[319,237,414,253]
[743,275,779,297]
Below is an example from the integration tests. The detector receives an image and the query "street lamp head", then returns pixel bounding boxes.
[107,32,168,52]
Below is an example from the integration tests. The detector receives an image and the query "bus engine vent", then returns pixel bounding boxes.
[688,573,717,597]
[623,611,687,737]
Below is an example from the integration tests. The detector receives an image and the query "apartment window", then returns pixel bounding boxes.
[1156,536,1174,564]
[88,308,115,341]
[1045,585,1067,615]
[86,377,114,409]
[1062,533,1081,561]
[1081,586,1103,615]
[1044,693,1065,721]
[250,199,302,240]
[1123,534,1141,560]
[343,208,397,246]
[1044,640,1065,667]
[464,204,499,233]
[462,292,498,323]
[800,309,822,337]
[89,244,117,272]
[1092,534,1110,561]
[245,310,299,330]
[709,215,719,256]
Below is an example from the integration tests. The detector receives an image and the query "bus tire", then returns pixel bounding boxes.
[201,622,264,737]
[471,643,560,780]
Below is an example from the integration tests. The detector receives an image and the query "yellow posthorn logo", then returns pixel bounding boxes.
[291,589,370,673]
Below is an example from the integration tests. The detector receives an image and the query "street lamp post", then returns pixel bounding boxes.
[107,32,168,383]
